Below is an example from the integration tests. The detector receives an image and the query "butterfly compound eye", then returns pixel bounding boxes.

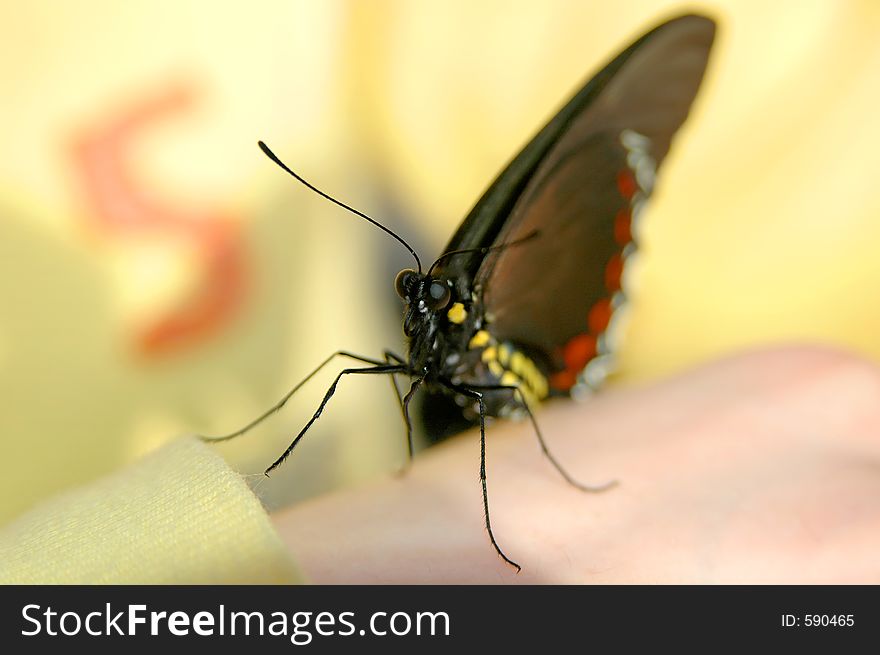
[426,279,452,310]
[395,269,417,299]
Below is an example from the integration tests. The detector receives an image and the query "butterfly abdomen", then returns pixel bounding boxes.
[447,328,550,419]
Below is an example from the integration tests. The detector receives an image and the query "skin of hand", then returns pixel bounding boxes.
[271,346,880,583]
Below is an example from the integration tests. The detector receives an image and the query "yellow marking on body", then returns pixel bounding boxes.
[500,371,519,387]
[512,350,549,401]
[535,375,549,399]
[500,348,544,400]
[519,388,538,409]
[510,351,526,376]
[529,368,549,399]
[511,382,537,409]
[447,302,467,324]
[523,380,541,405]
[469,330,491,349]
[478,340,550,404]
[523,369,539,394]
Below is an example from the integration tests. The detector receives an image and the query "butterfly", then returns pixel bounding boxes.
[204,14,716,571]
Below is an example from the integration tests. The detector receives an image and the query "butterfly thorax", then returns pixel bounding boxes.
[395,268,551,417]
[395,268,472,376]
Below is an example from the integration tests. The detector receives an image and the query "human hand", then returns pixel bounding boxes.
[271,346,880,583]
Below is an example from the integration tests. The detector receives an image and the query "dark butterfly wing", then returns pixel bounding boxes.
[465,15,715,391]
[440,15,714,276]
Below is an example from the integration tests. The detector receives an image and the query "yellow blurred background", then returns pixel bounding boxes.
[2,0,879,526]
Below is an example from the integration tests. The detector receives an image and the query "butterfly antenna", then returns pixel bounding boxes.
[258,140,422,273]
[427,230,539,276]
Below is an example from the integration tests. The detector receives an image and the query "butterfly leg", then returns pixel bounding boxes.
[382,349,418,470]
[200,351,391,444]
[265,363,407,475]
[446,383,522,572]
[383,350,407,416]
[399,374,425,468]
[470,383,617,493]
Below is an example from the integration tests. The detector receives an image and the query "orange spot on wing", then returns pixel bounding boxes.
[605,253,623,291]
[616,170,637,199]
[550,369,578,392]
[563,333,596,372]
[588,298,612,334]
[614,208,632,246]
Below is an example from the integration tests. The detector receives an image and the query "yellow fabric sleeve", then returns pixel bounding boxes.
[0,437,302,584]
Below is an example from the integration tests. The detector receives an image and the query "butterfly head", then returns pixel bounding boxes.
[394,268,457,339]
